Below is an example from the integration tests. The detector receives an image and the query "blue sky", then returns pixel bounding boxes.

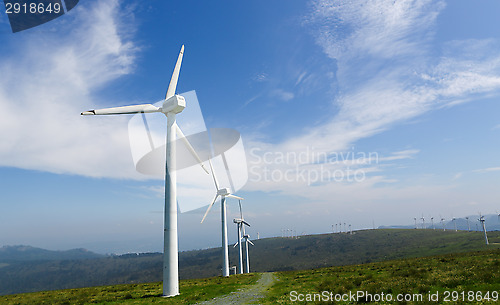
[1,0,500,254]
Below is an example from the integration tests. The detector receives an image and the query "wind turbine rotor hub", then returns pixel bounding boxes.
[218,188,231,196]
[162,95,186,114]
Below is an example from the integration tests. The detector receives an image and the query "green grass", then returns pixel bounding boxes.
[260,249,500,304]
[0,273,258,305]
[1,249,499,304]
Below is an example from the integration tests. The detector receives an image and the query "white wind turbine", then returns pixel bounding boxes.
[81,45,209,297]
[452,217,457,232]
[242,222,254,273]
[440,216,446,231]
[201,159,243,277]
[431,217,435,230]
[233,200,250,274]
[465,216,471,232]
[479,213,489,245]
[421,215,425,229]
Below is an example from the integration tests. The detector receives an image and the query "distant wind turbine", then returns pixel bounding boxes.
[431,217,435,230]
[452,218,457,232]
[414,217,417,229]
[466,217,471,232]
[421,215,425,229]
[233,200,250,274]
[201,159,244,277]
[81,45,208,297]
[479,214,489,245]
[440,217,446,231]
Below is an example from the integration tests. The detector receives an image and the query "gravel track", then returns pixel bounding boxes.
[196,273,276,305]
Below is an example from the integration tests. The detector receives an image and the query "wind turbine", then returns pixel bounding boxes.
[421,215,425,229]
[81,45,208,297]
[431,217,435,230]
[452,217,457,232]
[201,159,244,277]
[414,217,417,229]
[479,214,489,245]
[466,217,471,232]
[233,200,250,274]
[440,217,446,231]
[242,225,254,273]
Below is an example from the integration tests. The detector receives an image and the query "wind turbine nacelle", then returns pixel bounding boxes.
[162,95,186,114]
[217,188,231,196]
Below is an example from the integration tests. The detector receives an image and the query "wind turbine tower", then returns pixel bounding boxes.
[452,218,457,232]
[466,217,470,232]
[421,216,425,229]
[441,217,446,231]
[431,217,435,230]
[414,217,417,229]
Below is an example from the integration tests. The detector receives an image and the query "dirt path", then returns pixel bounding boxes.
[196,273,276,305]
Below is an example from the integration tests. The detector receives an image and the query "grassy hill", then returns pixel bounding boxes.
[260,249,500,304]
[1,229,499,296]
[0,249,498,304]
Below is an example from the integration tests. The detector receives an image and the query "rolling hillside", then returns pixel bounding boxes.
[1,229,499,295]
[0,249,498,304]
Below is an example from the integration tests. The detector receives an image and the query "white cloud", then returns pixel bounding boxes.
[473,167,500,174]
[270,88,294,101]
[243,0,500,205]
[0,0,142,179]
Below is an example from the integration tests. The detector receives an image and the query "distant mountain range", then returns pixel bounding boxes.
[0,245,104,263]
[1,228,499,296]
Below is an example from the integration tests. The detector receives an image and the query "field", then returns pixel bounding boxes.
[0,249,499,304]
[261,249,500,304]
[1,229,500,304]
[0,274,258,305]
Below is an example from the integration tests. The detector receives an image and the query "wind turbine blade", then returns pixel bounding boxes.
[166,45,184,99]
[233,241,239,248]
[175,125,209,174]
[201,195,219,224]
[227,194,244,200]
[208,159,220,190]
[238,200,243,220]
[81,104,160,115]
[248,240,254,246]
[242,220,251,227]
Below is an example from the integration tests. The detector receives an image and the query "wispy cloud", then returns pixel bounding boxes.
[472,167,500,174]
[244,0,500,204]
[0,0,141,178]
